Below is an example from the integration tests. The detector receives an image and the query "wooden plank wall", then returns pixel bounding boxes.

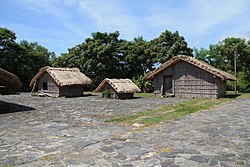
[59,85,84,97]
[38,73,59,94]
[153,61,227,98]
[174,61,219,98]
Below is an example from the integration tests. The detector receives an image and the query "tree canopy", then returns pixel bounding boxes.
[5,27,250,93]
[54,30,192,87]
[194,37,250,92]
[0,27,54,89]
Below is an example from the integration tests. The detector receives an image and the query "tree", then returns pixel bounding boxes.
[119,37,154,78]
[56,31,122,85]
[194,37,250,92]
[0,27,54,89]
[132,71,153,93]
[150,30,193,63]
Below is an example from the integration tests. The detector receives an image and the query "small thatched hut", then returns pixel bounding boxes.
[144,55,236,98]
[0,68,22,94]
[30,67,92,97]
[95,78,141,99]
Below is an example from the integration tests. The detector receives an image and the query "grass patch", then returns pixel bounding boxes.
[155,147,174,154]
[1,165,13,167]
[42,155,53,161]
[134,93,154,98]
[238,93,250,99]
[106,98,232,127]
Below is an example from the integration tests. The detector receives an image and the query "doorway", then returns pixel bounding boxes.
[43,82,48,90]
[164,75,173,95]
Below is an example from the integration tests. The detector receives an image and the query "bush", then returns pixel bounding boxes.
[132,72,154,93]
[102,89,111,98]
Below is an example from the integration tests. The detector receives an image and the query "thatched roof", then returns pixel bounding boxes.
[144,55,236,81]
[0,68,22,88]
[95,78,141,93]
[30,66,92,87]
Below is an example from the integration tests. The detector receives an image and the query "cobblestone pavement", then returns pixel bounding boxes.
[0,94,249,167]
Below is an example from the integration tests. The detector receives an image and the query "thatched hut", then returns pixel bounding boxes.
[144,55,236,98]
[95,78,141,99]
[0,68,22,94]
[30,67,92,97]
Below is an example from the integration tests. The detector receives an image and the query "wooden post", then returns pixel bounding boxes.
[172,80,175,95]
[234,51,239,95]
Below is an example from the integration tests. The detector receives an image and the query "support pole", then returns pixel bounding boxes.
[234,51,238,95]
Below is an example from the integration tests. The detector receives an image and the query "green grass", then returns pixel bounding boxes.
[106,98,232,127]
[238,93,250,98]
[134,93,154,98]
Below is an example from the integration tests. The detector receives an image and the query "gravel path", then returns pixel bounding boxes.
[0,93,249,166]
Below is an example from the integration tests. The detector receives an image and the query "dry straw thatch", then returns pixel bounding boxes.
[144,55,236,81]
[0,68,22,88]
[30,66,92,87]
[95,78,141,93]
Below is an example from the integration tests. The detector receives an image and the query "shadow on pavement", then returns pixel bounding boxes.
[0,100,36,114]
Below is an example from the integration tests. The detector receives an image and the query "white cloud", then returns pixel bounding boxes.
[4,0,250,53]
[77,0,143,39]
[15,0,86,37]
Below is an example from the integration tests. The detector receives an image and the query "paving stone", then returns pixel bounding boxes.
[122,163,133,167]
[160,152,176,158]
[172,149,184,154]
[114,153,127,160]
[190,156,209,163]
[213,155,232,161]
[96,158,110,166]
[184,149,201,154]
[220,162,231,167]
[0,94,249,166]
[99,146,115,153]
[222,153,236,157]
[143,158,161,167]
[161,160,175,167]
[118,146,147,156]
[236,160,245,165]
[174,157,187,164]
[209,159,218,166]
[179,160,198,167]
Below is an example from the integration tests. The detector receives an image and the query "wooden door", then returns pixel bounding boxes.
[164,75,173,94]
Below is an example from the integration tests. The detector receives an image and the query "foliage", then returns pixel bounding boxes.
[194,37,250,92]
[150,30,193,63]
[55,30,192,87]
[132,71,153,93]
[0,27,54,89]
[106,98,232,127]
[54,31,122,85]
[102,89,110,96]
[120,37,154,78]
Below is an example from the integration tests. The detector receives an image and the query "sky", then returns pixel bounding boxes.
[1,0,250,56]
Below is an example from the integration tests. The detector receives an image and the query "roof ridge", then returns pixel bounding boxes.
[144,55,236,81]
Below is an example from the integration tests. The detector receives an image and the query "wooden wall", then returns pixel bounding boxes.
[154,61,227,98]
[103,83,134,99]
[38,73,59,94]
[38,73,84,97]
[59,85,84,97]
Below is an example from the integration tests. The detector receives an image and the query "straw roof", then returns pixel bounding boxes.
[95,78,141,93]
[144,55,236,81]
[0,68,22,88]
[30,66,92,87]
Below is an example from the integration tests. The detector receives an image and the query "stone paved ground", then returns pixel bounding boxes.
[0,93,249,167]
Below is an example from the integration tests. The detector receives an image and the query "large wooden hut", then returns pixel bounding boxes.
[0,68,22,94]
[30,67,92,97]
[144,55,236,98]
[95,78,141,99]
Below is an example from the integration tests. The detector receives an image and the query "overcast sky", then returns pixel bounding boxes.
[1,0,250,55]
